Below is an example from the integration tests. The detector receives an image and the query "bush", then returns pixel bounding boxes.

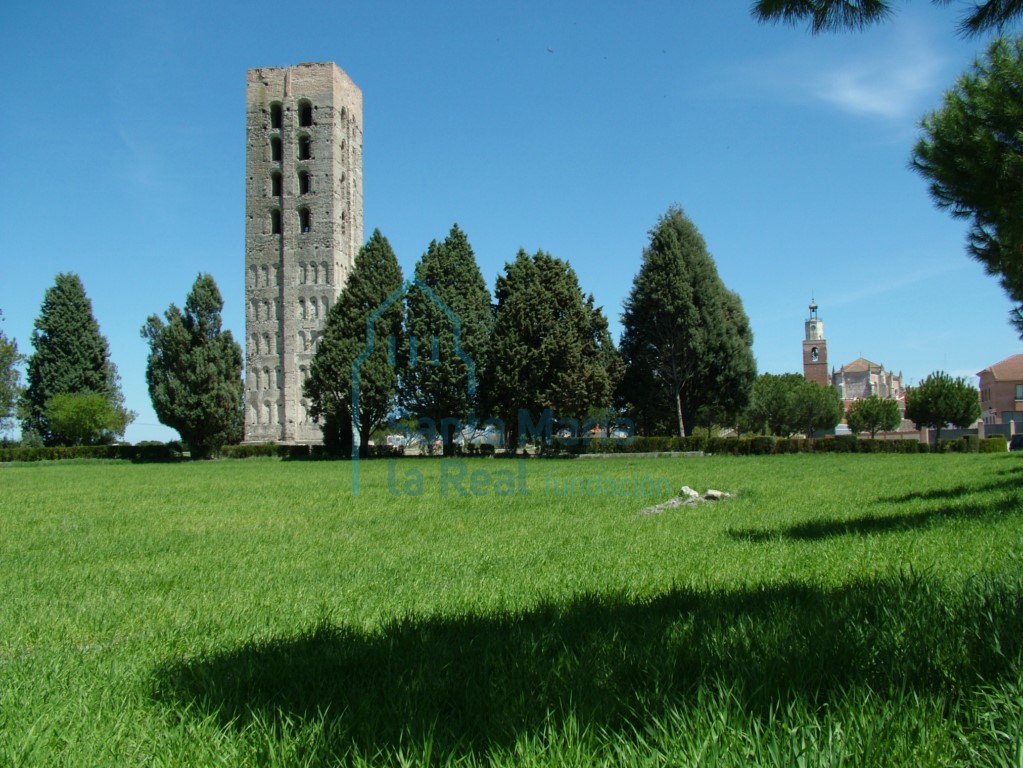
[980,435,1008,452]
[961,435,980,453]
[278,444,311,460]
[749,436,776,455]
[220,443,278,459]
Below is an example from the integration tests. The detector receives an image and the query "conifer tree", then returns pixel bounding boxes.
[485,250,618,448]
[619,207,756,436]
[22,273,132,445]
[401,224,493,453]
[305,230,404,456]
[142,274,243,459]
[0,311,22,436]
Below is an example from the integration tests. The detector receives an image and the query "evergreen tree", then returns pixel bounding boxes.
[485,250,617,448]
[142,274,243,459]
[401,224,493,454]
[847,394,903,438]
[905,371,982,443]
[911,37,1023,336]
[22,273,132,445]
[305,230,404,457]
[586,293,626,435]
[0,311,22,436]
[752,0,1022,36]
[620,207,756,437]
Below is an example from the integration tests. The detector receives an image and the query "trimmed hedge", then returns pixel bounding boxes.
[0,443,183,463]
[981,435,1008,452]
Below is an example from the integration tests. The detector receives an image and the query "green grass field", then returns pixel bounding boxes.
[1,453,1022,766]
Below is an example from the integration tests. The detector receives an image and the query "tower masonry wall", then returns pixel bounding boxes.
[244,62,364,443]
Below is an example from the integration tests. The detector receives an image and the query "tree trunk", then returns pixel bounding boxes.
[676,390,685,437]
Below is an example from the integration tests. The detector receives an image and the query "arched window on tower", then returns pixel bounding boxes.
[270,209,281,235]
[298,135,311,160]
[271,137,282,162]
[271,171,282,197]
[270,103,282,130]
[298,100,312,127]
[299,208,311,233]
[299,170,310,195]
[298,298,306,320]
[310,262,318,284]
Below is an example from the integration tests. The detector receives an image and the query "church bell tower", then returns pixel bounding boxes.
[802,299,828,386]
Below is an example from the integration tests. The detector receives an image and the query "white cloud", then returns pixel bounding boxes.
[735,25,949,122]
[811,45,944,119]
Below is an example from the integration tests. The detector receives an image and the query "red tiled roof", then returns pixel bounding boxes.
[838,357,879,373]
[977,354,1023,380]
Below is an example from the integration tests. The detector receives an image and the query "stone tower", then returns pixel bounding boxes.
[802,299,829,387]
[244,63,363,443]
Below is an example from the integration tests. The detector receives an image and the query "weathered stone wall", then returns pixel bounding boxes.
[244,62,364,443]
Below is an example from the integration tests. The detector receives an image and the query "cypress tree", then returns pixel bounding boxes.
[22,273,132,445]
[305,229,404,456]
[620,207,756,436]
[485,250,617,448]
[142,273,244,459]
[401,224,493,454]
[0,311,22,436]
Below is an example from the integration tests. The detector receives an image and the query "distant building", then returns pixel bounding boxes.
[977,354,1023,426]
[802,300,828,387]
[832,358,904,410]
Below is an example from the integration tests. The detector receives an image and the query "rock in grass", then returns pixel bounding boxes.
[640,487,733,514]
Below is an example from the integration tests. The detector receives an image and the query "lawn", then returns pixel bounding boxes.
[1,453,1021,766]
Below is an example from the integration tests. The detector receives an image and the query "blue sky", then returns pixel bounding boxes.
[2,0,1021,442]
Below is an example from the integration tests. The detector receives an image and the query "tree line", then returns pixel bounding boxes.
[305,208,757,456]
[0,204,983,457]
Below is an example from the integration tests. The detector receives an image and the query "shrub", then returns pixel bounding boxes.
[749,436,776,455]
[220,443,278,459]
[980,435,1008,453]
[277,444,311,460]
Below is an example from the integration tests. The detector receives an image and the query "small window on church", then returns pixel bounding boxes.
[299,101,313,127]
[270,209,281,234]
[270,103,282,130]
[299,171,310,195]
[271,137,282,162]
[298,136,311,160]
[271,172,281,197]
[299,208,311,233]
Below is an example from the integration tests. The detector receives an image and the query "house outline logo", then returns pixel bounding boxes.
[351,277,477,495]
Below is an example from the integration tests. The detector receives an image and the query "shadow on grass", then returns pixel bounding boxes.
[730,488,1023,544]
[152,573,1023,759]
[877,474,1023,505]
